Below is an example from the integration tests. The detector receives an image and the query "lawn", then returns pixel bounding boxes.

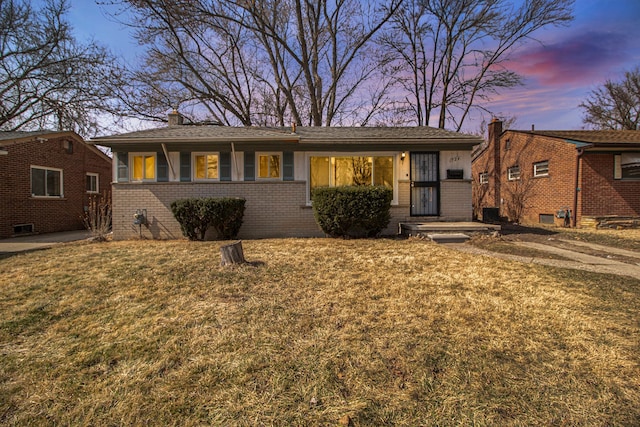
[1,238,639,426]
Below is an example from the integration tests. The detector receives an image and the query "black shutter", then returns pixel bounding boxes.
[117,152,128,182]
[244,152,255,181]
[180,152,191,182]
[157,152,169,182]
[220,152,232,181]
[283,151,294,181]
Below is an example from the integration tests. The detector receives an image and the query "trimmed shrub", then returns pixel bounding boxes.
[170,197,246,240]
[311,186,393,238]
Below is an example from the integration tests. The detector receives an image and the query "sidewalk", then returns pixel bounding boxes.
[450,239,640,280]
[0,230,92,254]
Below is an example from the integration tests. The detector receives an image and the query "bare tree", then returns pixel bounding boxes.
[0,0,123,136]
[580,67,640,130]
[380,0,574,130]
[108,0,403,126]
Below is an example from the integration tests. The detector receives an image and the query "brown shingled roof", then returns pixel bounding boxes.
[519,130,640,145]
[91,124,482,146]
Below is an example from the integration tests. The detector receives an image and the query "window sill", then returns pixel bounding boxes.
[31,196,66,200]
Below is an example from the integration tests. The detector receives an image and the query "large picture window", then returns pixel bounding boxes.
[31,166,63,197]
[310,155,394,192]
[131,154,156,181]
[194,153,219,180]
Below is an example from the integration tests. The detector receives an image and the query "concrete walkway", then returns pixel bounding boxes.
[0,230,92,254]
[450,239,640,280]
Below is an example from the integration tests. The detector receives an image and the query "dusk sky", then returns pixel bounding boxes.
[67,0,640,133]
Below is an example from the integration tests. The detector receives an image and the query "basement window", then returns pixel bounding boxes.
[13,224,34,234]
[539,214,554,224]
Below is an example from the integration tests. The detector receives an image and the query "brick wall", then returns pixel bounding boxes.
[114,181,321,240]
[0,136,112,238]
[473,129,578,226]
[111,179,472,240]
[581,154,640,217]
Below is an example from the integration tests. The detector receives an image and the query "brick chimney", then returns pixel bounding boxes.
[488,118,503,207]
[168,109,184,127]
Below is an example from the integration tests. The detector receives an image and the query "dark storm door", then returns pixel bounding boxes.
[410,152,440,216]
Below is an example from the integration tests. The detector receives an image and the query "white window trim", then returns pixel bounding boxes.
[533,161,549,177]
[86,172,99,193]
[31,165,64,198]
[129,152,157,182]
[305,152,399,205]
[479,172,489,184]
[192,152,220,181]
[256,152,282,180]
[507,165,520,181]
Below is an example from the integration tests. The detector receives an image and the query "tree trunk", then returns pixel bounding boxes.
[220,240,245,266]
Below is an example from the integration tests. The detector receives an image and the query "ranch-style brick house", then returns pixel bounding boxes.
[472,119,640,227]
[0,130,112,239]
[91,112,483,240]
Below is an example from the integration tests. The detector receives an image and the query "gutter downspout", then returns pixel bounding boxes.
[572,148,584,227]
[161,143,176,179]
[231,142,240,178]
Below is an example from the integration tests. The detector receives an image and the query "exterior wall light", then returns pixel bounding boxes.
[401,152,406,162]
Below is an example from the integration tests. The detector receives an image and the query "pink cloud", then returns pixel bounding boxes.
[504,31,631,87]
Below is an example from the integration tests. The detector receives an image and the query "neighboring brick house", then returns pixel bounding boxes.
[0,131,112,239]
[91,112,483,240]
[472,119,640,227]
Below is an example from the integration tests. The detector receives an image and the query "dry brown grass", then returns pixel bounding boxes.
[1,238,639,426]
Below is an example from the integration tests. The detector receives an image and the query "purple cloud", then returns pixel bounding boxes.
[505,31,632,87]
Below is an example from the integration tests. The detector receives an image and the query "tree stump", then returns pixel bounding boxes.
[220,240,245,266]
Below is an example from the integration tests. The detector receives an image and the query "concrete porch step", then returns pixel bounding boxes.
[400,221,501,237]
[427,233,471,244]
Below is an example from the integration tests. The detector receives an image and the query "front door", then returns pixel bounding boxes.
[410,152,439,216]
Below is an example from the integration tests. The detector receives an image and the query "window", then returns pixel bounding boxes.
[616,153,640,179]
[131,154,156,181]
[258,153,281,178]
[533,161,549,177]
[479,172,489,184]
[31,166,63,197]
[310,155,394,192]
[86,173,99,193]
[194,153,219,180]
[539,214,555,224]
[507,165,520,181]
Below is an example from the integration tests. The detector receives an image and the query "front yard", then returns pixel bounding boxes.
[1,237,639,425]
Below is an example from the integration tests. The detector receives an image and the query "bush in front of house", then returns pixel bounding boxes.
[170,197,246,240]
[312,186,393,238]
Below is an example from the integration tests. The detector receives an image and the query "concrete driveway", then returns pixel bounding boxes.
[0,230,92,254]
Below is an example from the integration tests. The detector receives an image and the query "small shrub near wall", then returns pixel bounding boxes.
[170,197,246,241]
[312,186,392,238]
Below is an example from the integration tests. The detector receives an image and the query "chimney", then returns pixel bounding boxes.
[168,109,184,127]
[488,118,503,208]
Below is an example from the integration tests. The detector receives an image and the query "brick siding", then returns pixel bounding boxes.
[111,179,472,240]
[581,154,640,216]
[0,136,112,238]
[473,124,640,226]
